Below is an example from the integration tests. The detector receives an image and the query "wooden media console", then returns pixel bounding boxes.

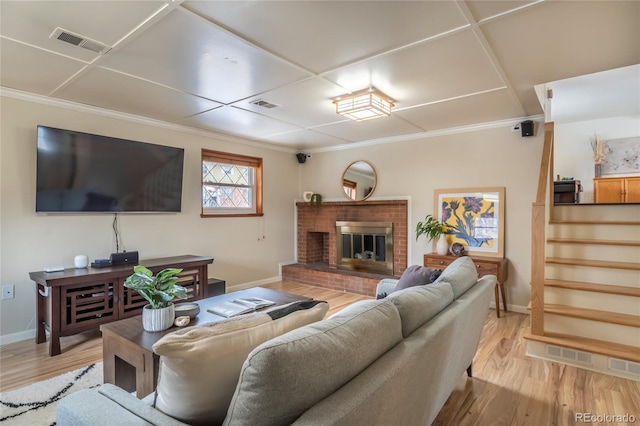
[29,255,213,356]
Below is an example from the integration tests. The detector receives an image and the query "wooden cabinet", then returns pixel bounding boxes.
[594,177,640,203]
[29,255,213,356]
[424,253,508,317]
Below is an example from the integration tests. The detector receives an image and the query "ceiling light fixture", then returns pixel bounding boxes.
[333,88,394,121]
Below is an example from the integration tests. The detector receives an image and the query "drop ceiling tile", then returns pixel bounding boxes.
[0,0,166,62]
[177,106,301,140]
[101,9,310,104]
[232,78,348,128]
[259,129,349,150]
[466,1,539,22]
[313,115,424,143]
[0,38,87,95]
[395,89,523,131]
[56,67,222,122]
[183,0,468,73]
[481,1,640,115]
[323,30,505,110]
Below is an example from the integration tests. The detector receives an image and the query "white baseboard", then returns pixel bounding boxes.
[0,329,36,346]
[489,301,529,315]
[278,260,297,277]
[527,340,640,382]
[227,276,283,292]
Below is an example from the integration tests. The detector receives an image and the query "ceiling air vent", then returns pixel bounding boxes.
[50,27,112,54]
[250,99,280,109]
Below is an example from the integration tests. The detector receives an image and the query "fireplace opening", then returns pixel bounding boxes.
[336,221,393,275]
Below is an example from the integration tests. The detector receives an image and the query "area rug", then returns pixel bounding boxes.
[0,362,102,426]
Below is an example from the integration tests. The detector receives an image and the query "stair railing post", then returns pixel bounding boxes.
[530,122,554,336]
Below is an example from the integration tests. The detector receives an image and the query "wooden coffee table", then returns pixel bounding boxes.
[100,286,310,397]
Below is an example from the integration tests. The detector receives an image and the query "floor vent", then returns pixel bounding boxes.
[546,344,592,365]
[50,27,112,54]
[250,99,280,109]
[609,358,640,377]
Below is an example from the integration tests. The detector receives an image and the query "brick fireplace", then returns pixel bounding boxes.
[282,199,408,296]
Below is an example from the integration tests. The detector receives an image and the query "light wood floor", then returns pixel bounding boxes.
[1,281,639,425]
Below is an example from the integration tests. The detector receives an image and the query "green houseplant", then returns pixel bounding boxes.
[416,214,445,242]
[125,265,188,331]
[416,214,449,255]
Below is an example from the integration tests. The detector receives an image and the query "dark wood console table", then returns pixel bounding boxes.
[29,255,213,356]
[424,253,508,318]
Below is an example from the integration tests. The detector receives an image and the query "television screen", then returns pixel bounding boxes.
[36,126,184,213]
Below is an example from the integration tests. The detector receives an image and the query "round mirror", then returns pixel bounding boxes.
[342,161,377,201]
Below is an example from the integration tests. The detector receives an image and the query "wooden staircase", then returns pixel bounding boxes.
[524,123,640,378]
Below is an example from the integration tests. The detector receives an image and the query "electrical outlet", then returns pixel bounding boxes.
[511,124,521,133]
[2,285,15,300]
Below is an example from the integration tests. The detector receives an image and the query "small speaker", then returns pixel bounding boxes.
[110,251,139,266]
[296,153,307,163]
[521,120,534,137]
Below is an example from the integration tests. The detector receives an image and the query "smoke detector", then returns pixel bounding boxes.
[50,27,111,54]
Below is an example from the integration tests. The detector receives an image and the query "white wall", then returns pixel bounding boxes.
[555,115,640,203]
[0,96,299,340]
[299,125,544,310]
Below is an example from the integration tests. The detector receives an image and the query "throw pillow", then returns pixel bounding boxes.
[393,265,443,292]
[152,300,328,426]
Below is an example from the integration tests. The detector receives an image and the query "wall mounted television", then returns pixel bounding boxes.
[36,125,185,213]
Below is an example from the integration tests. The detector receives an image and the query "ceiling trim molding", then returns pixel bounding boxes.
[1,86,543,155]
[307,114,544,154]
[0,87,297,154]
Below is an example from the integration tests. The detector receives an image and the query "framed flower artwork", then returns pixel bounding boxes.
[434,187,505,258]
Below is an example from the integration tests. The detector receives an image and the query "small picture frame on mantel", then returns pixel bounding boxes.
[434,187,505,258]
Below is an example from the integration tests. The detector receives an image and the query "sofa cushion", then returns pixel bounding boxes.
[435,256,479,298]
[386,282,454,337]
[223,299,403,426]
[393,265,443,292]
[152,300,328,426]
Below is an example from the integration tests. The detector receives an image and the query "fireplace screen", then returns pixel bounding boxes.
[336,221,393,275]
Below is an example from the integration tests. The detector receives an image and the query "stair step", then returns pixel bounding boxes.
[545,279,640,297]
[546,257,640,270]
[552,204,640,222]
[524,330,640,363]
[549,220,640,225]
[547,238,640,247]
[544,303,640,327]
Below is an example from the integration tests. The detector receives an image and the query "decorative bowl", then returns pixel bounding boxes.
[174,302,200,319]
[450,242,465,257]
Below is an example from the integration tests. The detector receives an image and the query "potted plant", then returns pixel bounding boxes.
[416,214,449,255]
[124,265,188,332]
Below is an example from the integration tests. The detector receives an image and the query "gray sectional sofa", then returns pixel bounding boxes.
[57,256,495,425]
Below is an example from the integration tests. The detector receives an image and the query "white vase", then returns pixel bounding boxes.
[142,303,175,332]
[436,234,449,256]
